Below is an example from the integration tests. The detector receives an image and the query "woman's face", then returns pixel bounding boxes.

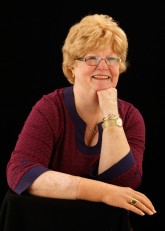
[72,47,121,93]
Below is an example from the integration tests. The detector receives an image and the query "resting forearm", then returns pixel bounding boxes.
[27,170,107,202]
[98,126,130,174]
[27,170,81,199]
[27,171,156,216]
[27,170,120,204]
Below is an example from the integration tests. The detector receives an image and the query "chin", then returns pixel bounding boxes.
[97,85,112,91]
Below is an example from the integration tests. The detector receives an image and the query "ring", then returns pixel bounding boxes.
[130,198,138,205]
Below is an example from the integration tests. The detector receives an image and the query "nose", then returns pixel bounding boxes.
[97,59,109,68]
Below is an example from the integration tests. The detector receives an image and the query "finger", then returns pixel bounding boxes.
[136,197,156,214]
[127,203,145,216]
[133,193,156,213]
[128,197,156,215]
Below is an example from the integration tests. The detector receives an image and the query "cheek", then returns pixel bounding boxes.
[112,67,120,78]
[111,68,120,85]
[113,66,120,74]
[74,65,93,77]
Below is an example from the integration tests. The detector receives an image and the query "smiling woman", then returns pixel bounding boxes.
[5,13,156,230]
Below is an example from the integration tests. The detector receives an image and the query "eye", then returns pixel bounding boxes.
[86,56,98,61]
[107,57,118,62]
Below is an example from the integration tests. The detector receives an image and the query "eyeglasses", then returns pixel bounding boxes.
[76,56,121,66]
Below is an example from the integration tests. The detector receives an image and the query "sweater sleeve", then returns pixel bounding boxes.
[6,91,62,194]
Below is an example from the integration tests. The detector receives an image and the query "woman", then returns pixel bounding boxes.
[6,14,156,222]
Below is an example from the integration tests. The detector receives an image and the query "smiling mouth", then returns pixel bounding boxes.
[92,75,110,79]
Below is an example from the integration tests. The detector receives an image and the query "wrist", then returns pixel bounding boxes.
[102,116,123,128]
[76,178,105,202]
[103,113,120,121]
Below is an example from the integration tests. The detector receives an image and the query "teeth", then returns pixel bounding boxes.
[94,75,108,79]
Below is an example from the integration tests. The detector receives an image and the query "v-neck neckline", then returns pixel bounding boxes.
[63,86,102,155]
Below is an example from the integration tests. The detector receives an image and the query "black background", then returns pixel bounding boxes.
[0,1,164,230]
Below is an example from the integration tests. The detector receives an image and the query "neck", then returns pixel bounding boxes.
[73,86,103,127]
[73,86,99,113]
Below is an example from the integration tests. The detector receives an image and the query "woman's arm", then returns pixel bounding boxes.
[27,170,156,216]
[97,88,145,181]
[97,88,130,174]
[99,125,130,173]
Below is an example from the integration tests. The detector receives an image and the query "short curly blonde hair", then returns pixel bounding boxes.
[62,14,128,84]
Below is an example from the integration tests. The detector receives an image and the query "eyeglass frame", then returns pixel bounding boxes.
[75,56,121,66]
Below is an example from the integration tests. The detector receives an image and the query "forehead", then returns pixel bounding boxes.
[85,47,117,57]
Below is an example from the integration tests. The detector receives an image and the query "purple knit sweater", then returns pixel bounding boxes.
[6,86,145,194]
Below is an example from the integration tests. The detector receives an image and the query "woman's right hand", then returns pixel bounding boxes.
[77,177,156,216]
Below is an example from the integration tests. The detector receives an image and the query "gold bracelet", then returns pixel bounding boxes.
[102,117,123,128]
[103,113,120,121]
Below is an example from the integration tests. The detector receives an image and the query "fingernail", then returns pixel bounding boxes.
[149,211,154,215]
